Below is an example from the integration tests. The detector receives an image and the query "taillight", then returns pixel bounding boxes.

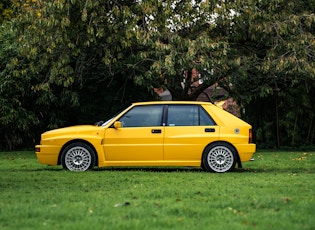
[249,129,253,143]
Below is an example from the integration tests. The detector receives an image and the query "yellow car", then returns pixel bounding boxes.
[35,101,256,172]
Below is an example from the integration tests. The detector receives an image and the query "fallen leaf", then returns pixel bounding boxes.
[114,202,131,207]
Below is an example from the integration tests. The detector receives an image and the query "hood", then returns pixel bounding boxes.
[41,125,105,139]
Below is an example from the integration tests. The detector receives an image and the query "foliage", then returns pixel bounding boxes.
[228,0,315,147]
[0,0,157,149]
[0,151,315,229]
[0,0,14,23]
[0,22,40,149]
[0,0,314,149]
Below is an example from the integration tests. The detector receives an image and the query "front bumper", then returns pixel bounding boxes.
[35,145,61,166]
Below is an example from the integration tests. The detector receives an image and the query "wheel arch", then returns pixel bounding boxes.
[58,139,99,166]
[201,141,242,168]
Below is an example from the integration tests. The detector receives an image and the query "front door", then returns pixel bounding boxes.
[104,105,164,162]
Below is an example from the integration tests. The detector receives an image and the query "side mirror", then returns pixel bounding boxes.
[114,121,122,129]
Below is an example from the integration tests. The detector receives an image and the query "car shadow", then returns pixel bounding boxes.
[0,167,64,172]
[95,166,205,173]
[3,166,313,174]
[94,166,263,173]
[236,167,315,174]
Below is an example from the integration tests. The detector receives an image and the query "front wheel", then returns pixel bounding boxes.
[61,143,96,171]
[202,143,237,173]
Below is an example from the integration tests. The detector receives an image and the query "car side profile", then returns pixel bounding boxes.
[35,101,256,173]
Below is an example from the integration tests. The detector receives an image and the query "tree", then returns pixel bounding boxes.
[0,0,14,23]
[1,0,158,149]
[225,0,315,147]
[0,0,314,150]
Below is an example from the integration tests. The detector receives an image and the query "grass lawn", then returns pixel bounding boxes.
[0,150,314,230]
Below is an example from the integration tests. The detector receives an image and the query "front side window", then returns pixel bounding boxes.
[167,105,215,126]
[119,105,164,127]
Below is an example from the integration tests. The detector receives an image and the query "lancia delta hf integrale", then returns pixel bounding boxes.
[35,101,256,172]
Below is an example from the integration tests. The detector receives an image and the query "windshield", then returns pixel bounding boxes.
[96,105,130,127]
[101,118,114,127]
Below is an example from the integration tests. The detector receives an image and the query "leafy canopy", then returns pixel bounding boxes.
[0,0,315,149]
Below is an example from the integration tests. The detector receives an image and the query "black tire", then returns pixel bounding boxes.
[201,161,207,171]
[202,143,237,173]
[61,142,96,171]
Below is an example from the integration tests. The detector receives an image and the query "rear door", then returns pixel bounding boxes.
[163,105,219,161]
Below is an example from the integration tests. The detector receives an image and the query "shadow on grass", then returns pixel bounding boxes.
[0,167,64,172]
[94,166,314,174]
[1,166,314,174]
[237,167,315,174]
[94,166,204,173]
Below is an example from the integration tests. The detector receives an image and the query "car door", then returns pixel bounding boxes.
[163,105,219,162]
[104,105,164,162]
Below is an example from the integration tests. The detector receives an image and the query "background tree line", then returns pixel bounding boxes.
[0,0,314,150]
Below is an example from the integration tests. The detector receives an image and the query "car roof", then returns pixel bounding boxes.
[132,101,214,106]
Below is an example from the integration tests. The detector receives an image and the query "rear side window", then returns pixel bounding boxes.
[167,105,215,126]
[119,105,164,127]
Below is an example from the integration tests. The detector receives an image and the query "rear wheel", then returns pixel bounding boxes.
[202,143,236,173]
[61,143,96,171]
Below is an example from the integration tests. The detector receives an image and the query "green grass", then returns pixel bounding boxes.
[0,151,314,230]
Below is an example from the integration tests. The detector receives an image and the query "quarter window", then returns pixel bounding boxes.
[167,105,215,126]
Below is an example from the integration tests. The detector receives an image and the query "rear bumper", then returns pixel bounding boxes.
[35,145,61,166]
[234,143,256,162]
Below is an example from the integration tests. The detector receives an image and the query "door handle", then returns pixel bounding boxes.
[205,128,215,132]
[151,129,162,134]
